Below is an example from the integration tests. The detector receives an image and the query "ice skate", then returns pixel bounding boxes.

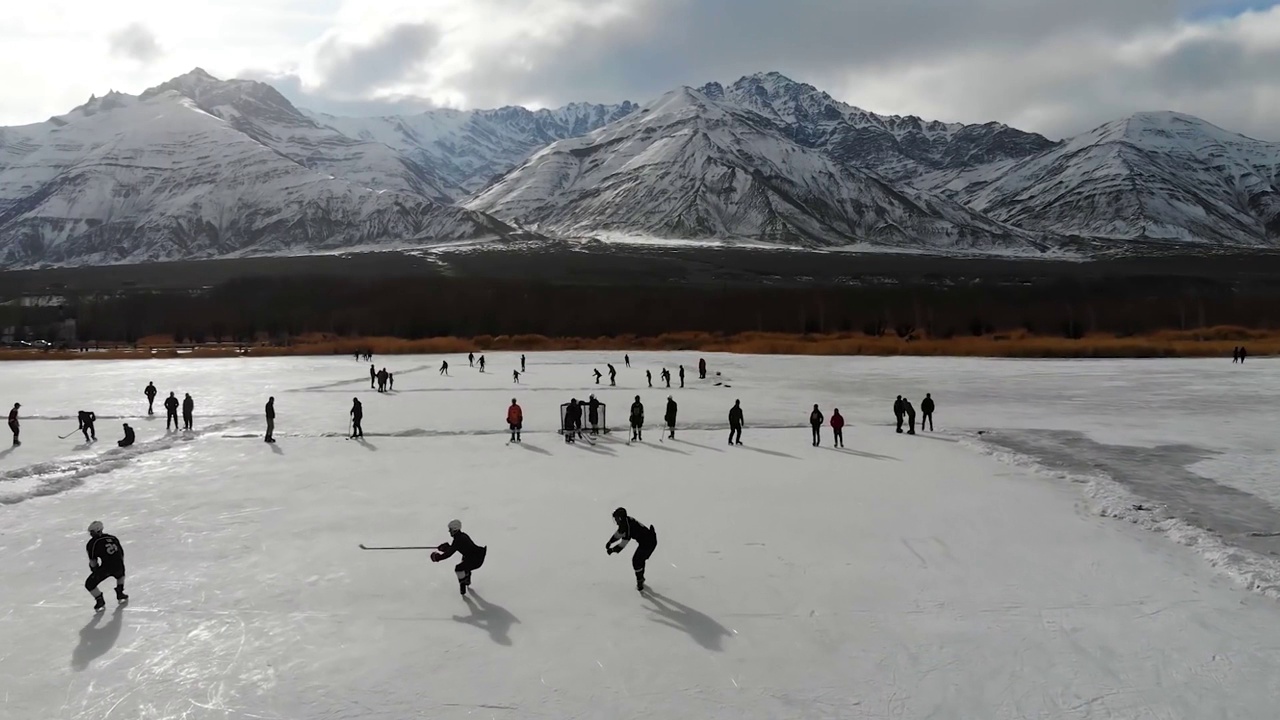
[93,595,105,612]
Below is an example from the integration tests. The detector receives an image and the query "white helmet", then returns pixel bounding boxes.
[448,519,462,533]
[88,520,104,534]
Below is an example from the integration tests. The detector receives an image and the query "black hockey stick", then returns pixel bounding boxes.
[59,428,81,439]
[358,544,435,550]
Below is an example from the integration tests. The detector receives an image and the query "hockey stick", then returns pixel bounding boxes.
[59,427,81,439]
[358,544,435,550]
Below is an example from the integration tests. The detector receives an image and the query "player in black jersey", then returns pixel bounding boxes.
[432,519,487,595]
[606,507,657,591]
[77,410,97,442]
[85,521,127,611]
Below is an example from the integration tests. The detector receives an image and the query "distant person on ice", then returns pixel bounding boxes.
[84,520,127,611]
[479,356,486,373]
[630,395,645,442]
[507,399,523,442]
[369,364,376,389]
[521,354,526,372]
[468,352,475,367]
[606,507,657,592]
[78,410,97,442]
[8,402,20,445]
[594,368,603,385]
[1240,346,1248,363]
[164,392,180,431]
[432,519,487,596]
[1233,347,1241,363]
[388,373,394,391]
[664,396,677,439]
[564,398,582,443]
[624,354,630,368]
[809,404,824,446]
[117,423,135,448]
[646,370,653,388]
[182,393,195,431]
[349,398,364,439]
[144,382,158,415]
[607,364,617,386]
[728,400,744,445]
[698,358,707,380]
[661,368,671,388]
[440,360,449,376]
[264,397,275,443]
[893,395,905,434]
[513,370,520,384]
[588,395,601,435]
[904,398,916,435]
[678,365,685,388]
[920,393,935,432]
[830,408,845,448]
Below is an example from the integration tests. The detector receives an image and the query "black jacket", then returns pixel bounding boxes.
[439,530,486,563]
[351,401,363,420]
[893,399,905,417]
[729,405,743,426]
[182,397,194,414]
[164,396,179,412]
[265,401,275,420]
[78,411,96,428]
[630,401,644,424]
[609,516,656,550]
[86,534,125,573]
[665,399,677,423]
[810,409,823,426]
[921,397,934,414]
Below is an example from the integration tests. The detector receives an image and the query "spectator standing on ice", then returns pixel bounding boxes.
[920,393,935,432]
[1233,347,1241,363]
[809,404,824,446]
[904,398,917,435]
[369,364,376,389]
[388,373,394,391]
[893,396,905,434]
[349,398,364,439]
[1241,346,1248,363]
[182,393,195,431]
[629,396,645,442]
[144,382,158,415]
[728,400,744,445]
[624,354,630,368]
[264,397,276,443]
[664,396,678,439]
[589,395,602,435]
[7,402,20,446]
[646,370,653,388]
[678,365,685,388]
[698,358,707,380]
[164,392,180,431]
[830,409,845,448]
[507,399,523,443]
[521,354,526,372]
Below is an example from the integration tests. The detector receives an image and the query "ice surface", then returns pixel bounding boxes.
[2,354,1279,719]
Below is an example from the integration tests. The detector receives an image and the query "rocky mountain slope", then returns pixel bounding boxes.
[467,86,1044,252]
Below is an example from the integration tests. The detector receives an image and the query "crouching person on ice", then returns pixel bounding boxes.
[606,507,657,592]
[432,519,487,595]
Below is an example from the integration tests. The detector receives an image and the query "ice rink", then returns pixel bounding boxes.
[2,352,1278,719]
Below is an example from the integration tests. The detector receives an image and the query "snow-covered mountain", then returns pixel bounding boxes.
[306,101,638,196]
[923,112,1280,247]
[0,82,515,267]
[467,86,1044,252]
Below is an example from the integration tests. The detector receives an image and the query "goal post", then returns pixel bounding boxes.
[560,400,609,435]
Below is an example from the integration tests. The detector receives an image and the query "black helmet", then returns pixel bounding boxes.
[612,507,627,521]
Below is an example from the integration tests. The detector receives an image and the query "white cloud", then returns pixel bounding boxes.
[107,23,162,64]
[2,0,1279,141]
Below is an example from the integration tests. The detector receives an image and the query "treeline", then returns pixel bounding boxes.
[5,273,1280,345]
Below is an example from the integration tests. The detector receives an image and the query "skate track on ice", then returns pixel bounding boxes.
[2,353,1279,719]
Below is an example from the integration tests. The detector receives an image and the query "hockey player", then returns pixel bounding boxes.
[728,400,744,445]
[350,398,364,438]
[607,364,617,386]
[432,519,487,595]
[594,368,603,385]
[7,402,20,445]
[520,354,526,372]
[921,393,935,432]
[678,365,685,388]
[144,382,158,415]
[606,507,657,592]
[830,409,845,448]
[809,404,824,446]
[78,410,97,442]
[507,399,523,442]
[164,392,180,431]
[440,360,449,376]
[182,393,195,431]
[84,521,127,611]
[624,354,630,368]
[513,370,520,383]
[468,352,475,367]
[479,356,486,373]
[629,395,644,442]
[646,370,653,388]
[117,423,135,448]
[661,368,671,388]
[894,395,905,433]
[588,395,601,435]
[698,358,707,380]
[564,398,582,443]
[388,373,394,391]
[264,397,275,443]
[904,398,917,435]
[664,396,677,439]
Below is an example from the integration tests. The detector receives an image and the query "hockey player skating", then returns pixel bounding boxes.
[468,352,475,367]
[678,365,685,388]
[588,395,601,435]
[78,410,97,442]
[894,396,905,433]
[163,392,179,431]
[513,370,520,383]
[664,396,677,439]
[646,370,652,387]
[182,393,195,431]
[904,398,917,435]
[624,354,630,368]
[264,397,275,443]
[661,369,671,388]
[507,399,523,442]
[117,423,135,448]
[349,398,364,438]
[85,521,127,611]
[564,398,582,443]
[594,368,603,385]
[809,404,824,446]
[144,382,157,415]
[8,402,20,445]
[629,396,644,442]
[830,409,845,448]
[432,519,487,595]
[606,507,657,592]
[479,356,486,373]
[440,360,449,376]
[728,400,744,445]
[607,364,617,386]
[921,393,935,431]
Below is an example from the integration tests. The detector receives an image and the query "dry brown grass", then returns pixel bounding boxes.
[2,326,1275,361]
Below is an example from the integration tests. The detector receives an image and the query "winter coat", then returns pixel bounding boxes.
[830,413,845,430]
[507,404,523,425]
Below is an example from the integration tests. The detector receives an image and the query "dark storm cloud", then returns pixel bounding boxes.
[313,22,441,95]
[107,23,162,64]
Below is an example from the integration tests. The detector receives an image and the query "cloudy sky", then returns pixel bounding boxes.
[1,0,1279,140]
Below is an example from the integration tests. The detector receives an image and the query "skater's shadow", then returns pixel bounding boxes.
[354,438,378,451]
[910,433,956,444]
[675,439,723,453]
[742,446,798,460]
[515,443,551,456]
[0,446,15,460]
[643,442,688,455]
[270,443,284,456]
[644,592,730,652]
[453,591,519,646]
[824,447,899,462]
[571,440,615,456]
[71,605,126,671]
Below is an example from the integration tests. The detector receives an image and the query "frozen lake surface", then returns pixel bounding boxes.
[1,353,1278,719]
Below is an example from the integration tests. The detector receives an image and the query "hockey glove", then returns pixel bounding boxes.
[430,552,443,562]
[437,543,450,552]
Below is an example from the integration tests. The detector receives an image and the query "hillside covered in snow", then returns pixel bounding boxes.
[1,68,1278,267]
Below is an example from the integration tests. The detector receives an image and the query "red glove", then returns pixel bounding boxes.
[430,552,443,562]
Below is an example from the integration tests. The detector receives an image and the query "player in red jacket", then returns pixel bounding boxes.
[507,399,523,443]
[830,408,845,448]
